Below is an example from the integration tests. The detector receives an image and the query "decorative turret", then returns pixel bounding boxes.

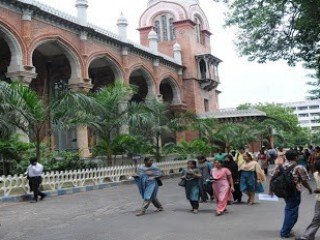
[148,30,158,53]
[75,0,88,26]
[173,42,182,65]
[117,13,128,42]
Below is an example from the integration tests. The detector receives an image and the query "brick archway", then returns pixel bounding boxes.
[129,66,156,102]
[0,23,24,75]
[87,54,123,91]
[30,37,83,85]
[159,77,181,104]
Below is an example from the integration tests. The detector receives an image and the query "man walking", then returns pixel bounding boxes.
[197,155,214,202]
[27,158,46,203]
[133,157,164,216]
[296,161,320,240]
[271,150,312,239]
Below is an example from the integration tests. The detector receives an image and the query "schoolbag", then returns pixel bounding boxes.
[270,164,297,199]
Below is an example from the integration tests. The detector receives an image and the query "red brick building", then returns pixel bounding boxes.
[0,0,222,157]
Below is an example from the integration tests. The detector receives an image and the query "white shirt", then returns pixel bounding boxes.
[27,163,44,177]
[314,172,320,202]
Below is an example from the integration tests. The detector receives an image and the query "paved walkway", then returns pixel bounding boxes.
[1,179,318,240]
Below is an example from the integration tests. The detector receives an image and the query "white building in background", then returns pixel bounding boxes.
[283,100,320,131]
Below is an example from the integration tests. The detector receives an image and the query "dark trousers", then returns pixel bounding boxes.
[141,198,163,213]
[190,201,199,210]
[200,181,213,202]
[302,201,320,239]
[233,183,242,202]
[281,193,301,237]
[29,176,45,201]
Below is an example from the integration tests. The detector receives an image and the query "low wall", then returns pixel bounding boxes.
[0,160,189,202]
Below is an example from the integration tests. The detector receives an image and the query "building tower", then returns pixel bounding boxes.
[139,0,222,114]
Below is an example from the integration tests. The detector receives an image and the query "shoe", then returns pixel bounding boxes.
[135,211,145,216]
[30,199,37,203]
[40,194,46,201]
[154,208,164,212]
[281,232,295,239]
[192,210,199,214]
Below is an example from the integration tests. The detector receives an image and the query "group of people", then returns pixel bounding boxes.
[133,152,267,217]
[25,145,320,240]
[133,146,320,240]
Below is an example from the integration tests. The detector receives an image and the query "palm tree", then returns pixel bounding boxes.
[72,80,133,165]
[127,97,189,162]
[0,81,25,140]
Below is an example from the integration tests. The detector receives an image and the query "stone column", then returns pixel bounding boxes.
[69,82,93,158]
[76,126,91,158]
[204,57,211,79]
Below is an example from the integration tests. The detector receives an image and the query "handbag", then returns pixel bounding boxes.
[254,164,264,193]
[156,178,163,187]
[178,179,186,187]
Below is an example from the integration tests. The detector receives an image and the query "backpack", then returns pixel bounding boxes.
[270,165,297,199]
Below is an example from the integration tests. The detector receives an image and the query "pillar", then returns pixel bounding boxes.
[69,82,93,158]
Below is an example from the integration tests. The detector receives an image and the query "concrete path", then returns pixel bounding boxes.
[1,179,318,240]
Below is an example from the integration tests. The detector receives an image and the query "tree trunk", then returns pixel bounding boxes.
[155,134,161,162]
[36,129,41,162]
[106,132,113,166]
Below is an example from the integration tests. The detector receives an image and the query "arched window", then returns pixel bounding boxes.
[161,15,168,41]
[153,14,175,42]
[155,20,161,41]
[169,17,175,41]
[194,16,204,45]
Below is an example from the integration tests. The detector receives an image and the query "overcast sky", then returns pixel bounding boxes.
[38,0,313,108]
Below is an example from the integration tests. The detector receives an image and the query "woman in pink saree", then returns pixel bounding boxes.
[211,158,234,216]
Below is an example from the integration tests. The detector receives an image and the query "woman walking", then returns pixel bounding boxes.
[181,160,202,214]
[224,154,242,203]
[211,158,234,216]
[258,149,268,175]
[239,152,266,205]
[133,158,164,216]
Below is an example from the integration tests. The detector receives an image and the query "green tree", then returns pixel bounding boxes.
[128,97,188,162]
[72,81,133,165]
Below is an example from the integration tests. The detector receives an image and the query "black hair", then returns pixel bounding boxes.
[29,157,37,164]
[196,156,206,161]
[188,160,197,168]
[285,150,298,161]
[144,157,152,163]
[239,147,245,151]
[315,160,320,172]
[226,154,234,162]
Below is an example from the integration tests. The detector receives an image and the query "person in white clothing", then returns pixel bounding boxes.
[27,158,46,203]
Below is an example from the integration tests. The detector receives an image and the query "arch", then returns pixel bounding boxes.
[139,2,187,28]
[0,23,24,73]
[29,36,83,84]
[87,53,123,80]
[190,9,210,30]
[128,65,155,102]
[152,11,176,41]
[159,77,181,104]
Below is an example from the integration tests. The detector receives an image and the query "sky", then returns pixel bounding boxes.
[37,0,313,108]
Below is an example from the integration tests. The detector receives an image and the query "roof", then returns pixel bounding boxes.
[14,0,182,67]
[199,108,267,119]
